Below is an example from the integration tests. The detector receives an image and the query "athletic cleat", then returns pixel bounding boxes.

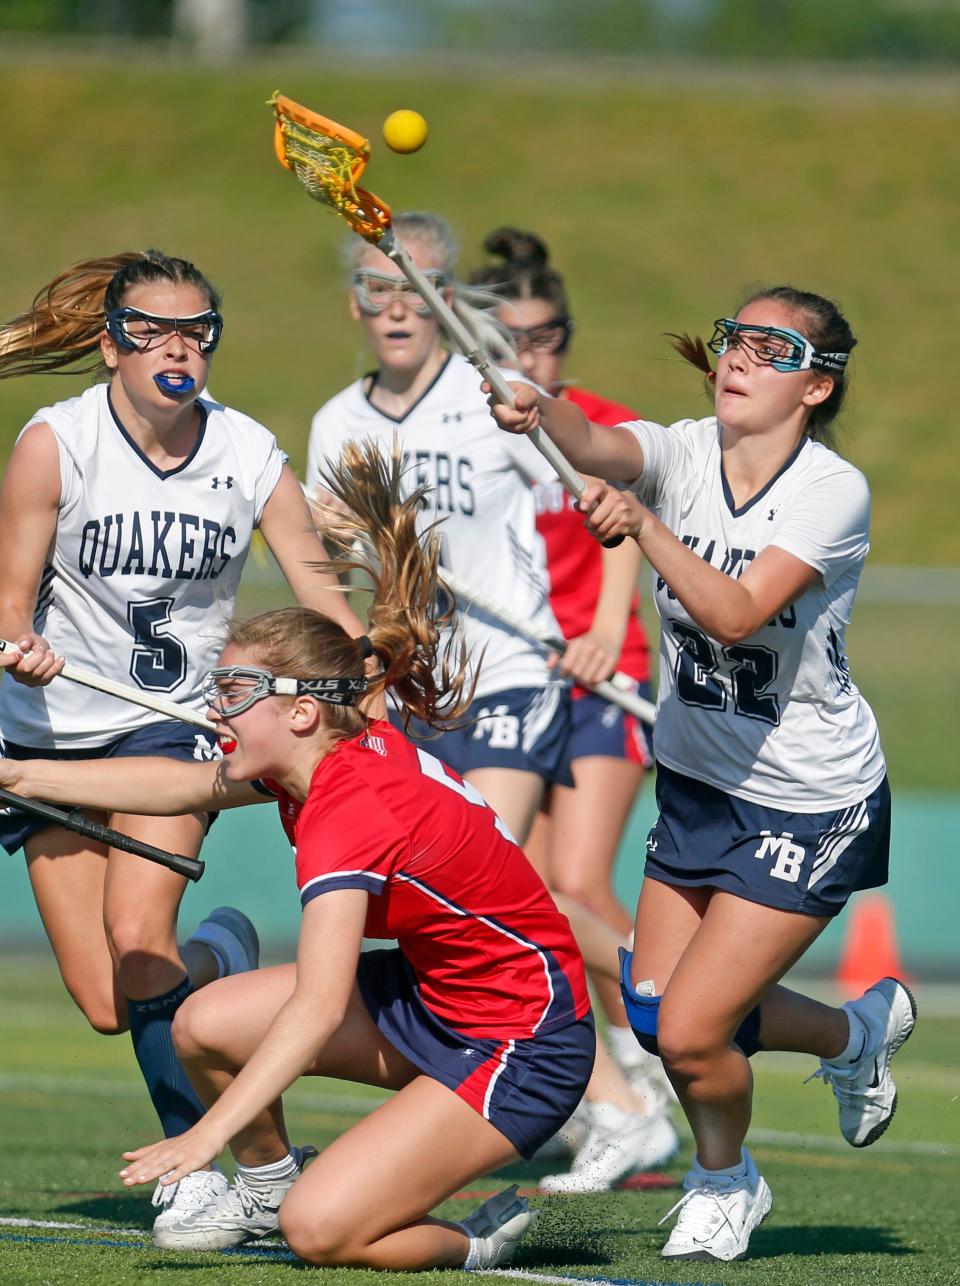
[538,1101,679,1194]
[659,1148,772,1262]
[152,1145,317,1250]
[151,1167,229,1240]
[460,1184,538,1269]
[187,906,260,978]
[809,976,917,1147]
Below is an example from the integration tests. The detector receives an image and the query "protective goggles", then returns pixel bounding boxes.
[106,307,224,355]
[707,318,849,374]
[506,316,574,357]
[202,665,367,718]
[352,268,448,317]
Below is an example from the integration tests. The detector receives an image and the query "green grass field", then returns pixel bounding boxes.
[1,955,958,1286]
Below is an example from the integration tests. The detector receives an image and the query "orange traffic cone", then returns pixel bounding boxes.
[835,893,910,998]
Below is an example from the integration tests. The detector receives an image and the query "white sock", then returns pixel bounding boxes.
[462,1235,482,1270]
[236,1151,299,1186]
[824,1007,869,1067]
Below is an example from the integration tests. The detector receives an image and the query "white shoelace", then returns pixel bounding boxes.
[659,1181,739,1241]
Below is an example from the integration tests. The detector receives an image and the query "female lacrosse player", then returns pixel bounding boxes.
[0,250,365,1232]
[0,442,595,1270]
[306,212,572,848]
[488,286,914,1262]
[469,228,676,1193]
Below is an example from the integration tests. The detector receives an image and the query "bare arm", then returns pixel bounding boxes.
[119,889,368,1187]
[556,535,644,687]
[0,424,67,685]
[487,381,646,482]
[579,483,818,645]
[0,755,266,815]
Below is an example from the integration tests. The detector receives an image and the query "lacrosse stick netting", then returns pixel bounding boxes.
[269,93,609,515]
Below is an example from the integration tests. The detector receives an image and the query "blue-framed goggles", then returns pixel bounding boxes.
[202,665,367,718]
[708,318,849,374]
[106,307,224,355]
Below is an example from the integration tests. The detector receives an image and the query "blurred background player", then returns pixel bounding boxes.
[469,228,677,1191]
[0,249,365,1236]
[488,285,914,1262]
[306,211,571,848]
[0,442,596,1270]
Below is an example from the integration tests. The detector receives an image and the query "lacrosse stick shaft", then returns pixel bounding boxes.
[0,639,216,733]
[0,786,204,881]
[438,565,656,724]
[382,233,595,504]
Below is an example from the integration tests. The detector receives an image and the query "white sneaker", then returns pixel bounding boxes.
[153,1145,317,1250]
[660,1149,772,1262]
[809,976,917,1147]
[608,1031,679,1109]
[151,1167,229,1240]
[539,1102,679,1194]
[460,1184,538,1269]
[187,907,260,977]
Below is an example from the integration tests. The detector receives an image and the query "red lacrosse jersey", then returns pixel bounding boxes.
[533,386,650,684]
[268,720,590,1040]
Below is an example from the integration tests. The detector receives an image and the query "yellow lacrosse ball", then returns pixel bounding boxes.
[383,109,428,154]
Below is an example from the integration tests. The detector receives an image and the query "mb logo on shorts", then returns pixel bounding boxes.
[754,830,806,883]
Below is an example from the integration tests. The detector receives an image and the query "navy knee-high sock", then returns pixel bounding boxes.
[126,976,205,1138]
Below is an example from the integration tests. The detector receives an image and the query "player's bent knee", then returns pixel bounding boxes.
[170,989,215,1058]
[279,1204,353,1266]
[618,947,661,1055]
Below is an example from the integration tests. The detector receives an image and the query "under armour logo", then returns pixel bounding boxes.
[211,476,234,490]
[767,507,778,521]
[646,837,658,853]
[442,412,463,423]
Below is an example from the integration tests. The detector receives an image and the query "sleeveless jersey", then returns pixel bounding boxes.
[0,384,285,749]
[269,720,591,1039]
[532,387,650,684]
[307,354,561,699]
[623,416,885,812]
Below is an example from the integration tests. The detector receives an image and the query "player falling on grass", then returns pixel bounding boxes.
[469,227,678,1192]
[0,250,365,1238]
[0,440,596,1270]
[487,286,915,1263]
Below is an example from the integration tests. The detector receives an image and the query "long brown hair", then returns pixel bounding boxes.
[0,249,221,380]
[224,440,476,745]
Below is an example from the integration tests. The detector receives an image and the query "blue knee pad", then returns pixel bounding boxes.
[619,947,661,1055]
[618,948,764,1058]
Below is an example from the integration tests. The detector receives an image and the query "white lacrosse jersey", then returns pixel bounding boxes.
[621,416,885,812]
[307,354,560,698]
[0,384,285,749]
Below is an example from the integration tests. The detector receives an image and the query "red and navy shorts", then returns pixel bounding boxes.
[559,680,653,776]
[356,947,595,1158]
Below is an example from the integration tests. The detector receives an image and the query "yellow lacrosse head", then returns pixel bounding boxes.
[270,93,392,243]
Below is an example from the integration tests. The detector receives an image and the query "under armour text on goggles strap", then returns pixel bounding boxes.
[707,318,850,374]
[203,665,367,717]
[106,307,224,355]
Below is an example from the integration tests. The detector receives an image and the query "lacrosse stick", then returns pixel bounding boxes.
[269,93,622,547]
[0,786,204,881]
[438,565,656,724]
[0,639,216,733]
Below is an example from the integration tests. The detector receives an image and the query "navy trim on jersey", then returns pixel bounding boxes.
[300,869,386,904]
[720,435,807,518]
[362,353,452,425]
[107,387,209,481]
